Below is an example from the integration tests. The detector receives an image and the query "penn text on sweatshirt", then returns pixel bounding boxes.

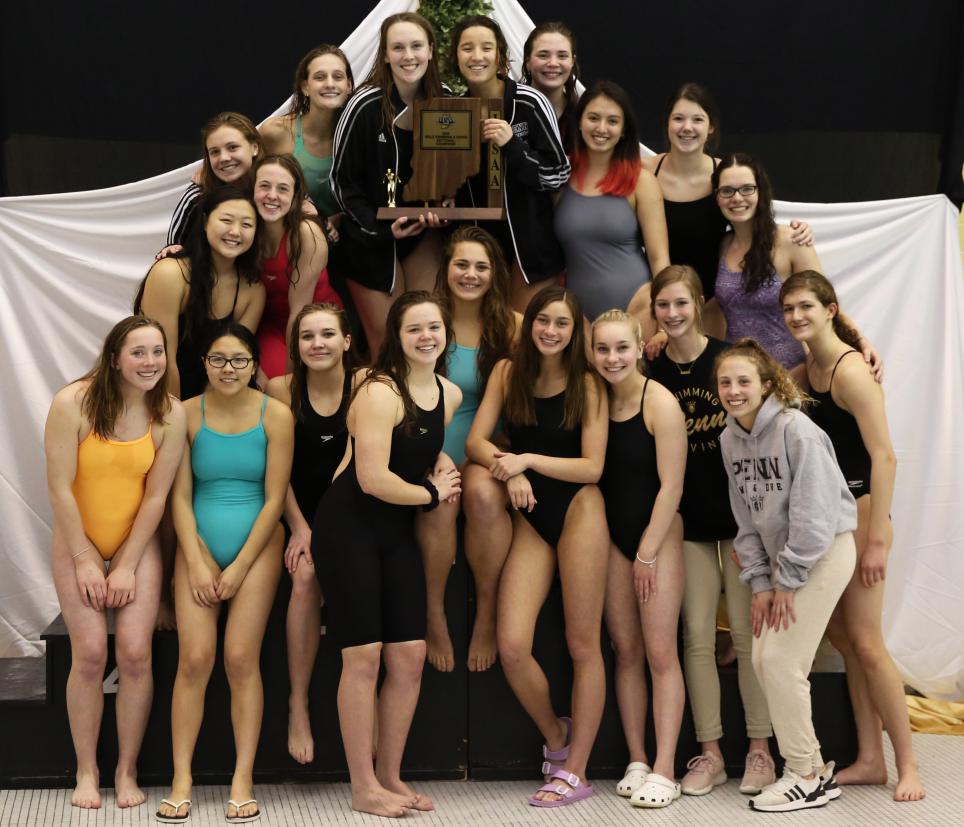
[719,394,857,593]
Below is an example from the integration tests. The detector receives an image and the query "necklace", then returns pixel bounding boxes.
[665,335,707,376]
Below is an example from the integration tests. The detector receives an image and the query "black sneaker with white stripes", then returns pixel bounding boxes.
[749,769,828,812]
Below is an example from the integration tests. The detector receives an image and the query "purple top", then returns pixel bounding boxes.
[714,259,804,368]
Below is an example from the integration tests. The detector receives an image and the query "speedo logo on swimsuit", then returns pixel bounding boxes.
[378,133,387,143]
[320,435,334,442]
[419,427,429,436]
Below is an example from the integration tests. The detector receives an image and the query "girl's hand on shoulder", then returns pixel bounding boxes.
[490,451,527,481]
[325,213,342,244]
[482,118,513,147]
[154,244,183,261]
[860,340,883,383]
[860,535,888,588]
[644,330,668,360]
[769,588,797,632]
[285,527,312,573]
[215,559,250,601]
[506,474,536,512]
[75,554,107,611]
[429,465,462,502]
[187,557,220,607]
[789,219,814,246]
[751,590,773,637]
[104,566,135,609]
[302,198,319,218]
[633,558,657,604]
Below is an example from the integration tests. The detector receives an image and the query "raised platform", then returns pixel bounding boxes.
[0,546,856,787]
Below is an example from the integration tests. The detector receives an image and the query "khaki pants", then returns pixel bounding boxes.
[683,540,772,742]
[752,532,856,775]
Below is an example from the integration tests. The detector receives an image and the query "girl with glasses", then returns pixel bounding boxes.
[157,323,293,824]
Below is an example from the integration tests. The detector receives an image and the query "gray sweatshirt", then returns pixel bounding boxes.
[720,394,857,593]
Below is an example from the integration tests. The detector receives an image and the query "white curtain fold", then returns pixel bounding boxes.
[0,0,960,700]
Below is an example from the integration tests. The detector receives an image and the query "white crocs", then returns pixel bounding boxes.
[616,761,651,797]
[629,772,682,808]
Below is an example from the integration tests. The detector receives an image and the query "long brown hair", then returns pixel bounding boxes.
[434,226,515,387]
[714,338,811,409]
[712,152,776,294]
[365,12,444,130]
[253,154,324,286]
[81,316,172,438]
[358,291,451,433]
[504,286,598,430]
[198,112,263,192]
[287,44,354,116]
[287,303,354,422]
[778,270,862,351]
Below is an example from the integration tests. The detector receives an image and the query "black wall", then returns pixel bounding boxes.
[2,1,962,202]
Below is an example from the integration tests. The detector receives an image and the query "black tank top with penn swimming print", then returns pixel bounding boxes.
[648,337,737,541]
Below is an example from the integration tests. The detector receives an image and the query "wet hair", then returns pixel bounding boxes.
[135,186,261,351]
[714,338,810,408]
[200,320,260,389]
[287,44,354,115]
[591,308,646,378]
[80,316,172,439]
[521,21,580,98]
[359,291,451,433]
[288,303,355,422]
[504,285,600,430]
[712,153,776,294]
[779,270,862,350]
[365,12,444,130]
[252,154,324,286]
[570,80,641,197]
[650,264,705,331]
[198,112,263,192]
[434,225,515,389]
[664,82,721,152]
[449,15,512,78]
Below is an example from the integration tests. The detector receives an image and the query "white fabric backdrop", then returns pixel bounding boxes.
[1,0,961,700]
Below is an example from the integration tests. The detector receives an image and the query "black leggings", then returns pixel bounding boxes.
[312,471,426,649]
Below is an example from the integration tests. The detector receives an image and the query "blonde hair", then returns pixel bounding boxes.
[714,338,811,408]
[591,308,645,380]
[650,264,705,331]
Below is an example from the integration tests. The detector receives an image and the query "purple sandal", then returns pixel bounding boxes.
[540,716,572,780]
[529,770,594,808]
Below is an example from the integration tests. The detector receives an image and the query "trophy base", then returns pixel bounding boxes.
[377,206,506,221]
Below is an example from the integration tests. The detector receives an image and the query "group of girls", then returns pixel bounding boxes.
[43,6,925,822]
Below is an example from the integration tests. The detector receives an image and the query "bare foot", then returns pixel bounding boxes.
[156,597,176,631]
[426,611,455,672]
[836,758,888,786]
[894,763,926,801]
[71,771,101,809]
[288,698,315,764]
[114,770,145,808]
[379,778,434,811]
[467,617,497,672]
[351,784,417,818]
[156,783,192,819]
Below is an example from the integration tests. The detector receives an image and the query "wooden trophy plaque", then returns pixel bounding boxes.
[377,97,506,221]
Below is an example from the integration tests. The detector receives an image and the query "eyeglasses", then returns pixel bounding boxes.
[205,355,253,369]
[716,185,758,198]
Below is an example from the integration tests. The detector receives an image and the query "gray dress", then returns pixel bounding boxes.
[554,187,652,320]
